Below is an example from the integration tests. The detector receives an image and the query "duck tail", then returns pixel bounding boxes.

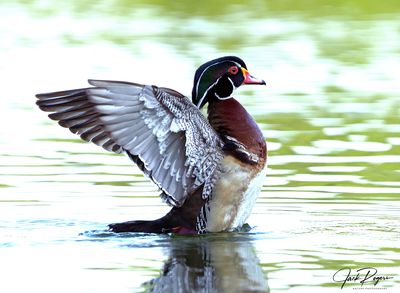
[108,219,169,233]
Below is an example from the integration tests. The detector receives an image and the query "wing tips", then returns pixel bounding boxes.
[36,88,89,100]
[35,85,125,154]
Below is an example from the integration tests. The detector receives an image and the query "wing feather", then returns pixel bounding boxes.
[36,80,224,206]
[68,117,98,132]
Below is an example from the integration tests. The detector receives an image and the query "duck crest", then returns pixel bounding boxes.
[208,98,267,168]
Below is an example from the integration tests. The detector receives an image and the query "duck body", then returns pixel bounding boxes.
[201,98,267,232]
[36,56,266,234]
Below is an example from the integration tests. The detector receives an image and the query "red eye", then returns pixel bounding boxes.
[228,66,239,75]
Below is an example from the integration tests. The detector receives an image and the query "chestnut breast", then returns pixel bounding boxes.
[207,98,267,167]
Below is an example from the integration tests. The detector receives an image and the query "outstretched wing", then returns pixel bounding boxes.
[36,79,224,207]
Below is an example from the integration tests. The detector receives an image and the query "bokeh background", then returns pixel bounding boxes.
[1,1,399,292]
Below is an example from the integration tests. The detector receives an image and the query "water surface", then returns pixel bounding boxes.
[1,1,399,292]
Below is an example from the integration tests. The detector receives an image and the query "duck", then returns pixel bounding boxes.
[36,56,267,234]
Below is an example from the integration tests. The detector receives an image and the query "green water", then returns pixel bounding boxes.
[0,1,399,292]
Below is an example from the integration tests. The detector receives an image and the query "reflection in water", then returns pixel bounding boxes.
[146,236,269,292]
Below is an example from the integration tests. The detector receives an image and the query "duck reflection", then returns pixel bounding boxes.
[145,234,269,292]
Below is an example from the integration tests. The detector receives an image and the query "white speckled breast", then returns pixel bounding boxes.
[205,156,267,232]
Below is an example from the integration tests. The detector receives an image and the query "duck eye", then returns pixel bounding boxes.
[228,66,239,75]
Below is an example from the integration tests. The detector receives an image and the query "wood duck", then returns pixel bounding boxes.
[36,56,267,234]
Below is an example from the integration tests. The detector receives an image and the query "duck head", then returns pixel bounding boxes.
[192,56,266,108]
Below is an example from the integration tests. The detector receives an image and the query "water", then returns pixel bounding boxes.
[1,1,399,292]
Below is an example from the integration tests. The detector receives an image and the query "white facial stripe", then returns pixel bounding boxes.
[196,76,221,108]
[214,76,235,100]
[214,92,232,100]
[227,77,236,89]
[194,60,241,107]
[195,61,224,102]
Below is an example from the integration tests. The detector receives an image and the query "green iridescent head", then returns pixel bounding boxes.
[191,56,265,108]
